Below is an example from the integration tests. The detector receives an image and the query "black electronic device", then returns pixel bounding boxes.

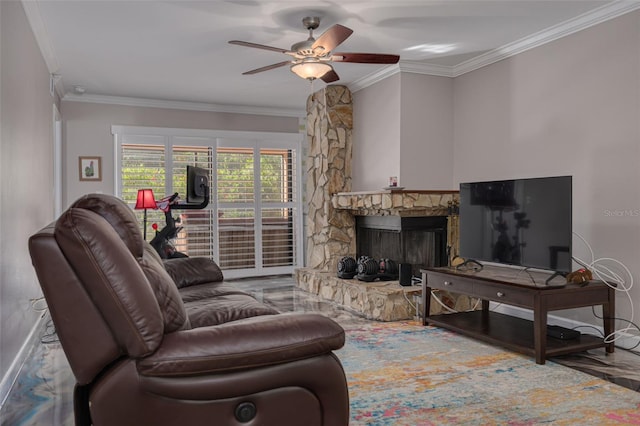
[459,176,572,274]
[149,166,211,259]
[399,263,412,286]
[547,325,580,340]
[186,165,209,204]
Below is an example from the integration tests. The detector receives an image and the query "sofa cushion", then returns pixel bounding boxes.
[178,282,252,303]
[185,294,279,327]
[163,257,224,288]
[139,245,190,332]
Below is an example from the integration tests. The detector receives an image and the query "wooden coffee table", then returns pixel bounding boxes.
[421,265,615,364]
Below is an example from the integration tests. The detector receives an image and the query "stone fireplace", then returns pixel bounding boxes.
[295,85,472,321]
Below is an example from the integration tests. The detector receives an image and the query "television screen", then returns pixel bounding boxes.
[459,176,572,273]
[186,165,209,204]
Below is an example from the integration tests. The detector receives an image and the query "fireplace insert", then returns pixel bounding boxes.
[356,215,448,278]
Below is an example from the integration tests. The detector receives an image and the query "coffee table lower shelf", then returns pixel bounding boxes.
[426,310,606,360]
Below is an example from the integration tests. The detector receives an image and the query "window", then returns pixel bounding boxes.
[114,126,303,279]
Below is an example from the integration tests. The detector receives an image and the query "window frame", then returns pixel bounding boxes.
[112,125,304,279]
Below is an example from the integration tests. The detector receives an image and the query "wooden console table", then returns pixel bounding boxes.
[421,265,615,364]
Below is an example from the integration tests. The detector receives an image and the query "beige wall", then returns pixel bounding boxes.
[0,1,55,383]
[61,101,300,206]
[352,73,401,190]
[352,72,454,191]
[453,10,640,326]
[400,73,453,190]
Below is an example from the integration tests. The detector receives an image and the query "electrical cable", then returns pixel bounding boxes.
[572,231,637,347]
[30,297,59,343]
[430,290,459,313]
[402,288,417,312]
[430,290,482,314]
[589,306,640,351]
[30,297,48,312]
[41,319,59,344]
[515,266,541,286]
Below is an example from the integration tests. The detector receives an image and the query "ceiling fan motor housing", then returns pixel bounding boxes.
[302,17,321,31]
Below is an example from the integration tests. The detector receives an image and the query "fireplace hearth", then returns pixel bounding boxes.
[295,189,470,321]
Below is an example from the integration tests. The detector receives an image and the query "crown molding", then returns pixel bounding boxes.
[348,64,401,93]
[398,61,454,77]
[453,0,640,77]
[62,93,305,118]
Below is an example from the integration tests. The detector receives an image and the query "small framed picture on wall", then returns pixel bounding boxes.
[79,156,102,181]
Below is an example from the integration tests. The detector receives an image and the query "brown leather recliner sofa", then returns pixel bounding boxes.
[28,193,349,426]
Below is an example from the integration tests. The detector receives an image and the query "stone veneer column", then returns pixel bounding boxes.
[305,85,355,271]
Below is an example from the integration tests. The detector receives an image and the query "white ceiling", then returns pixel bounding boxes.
[27,0,638,116]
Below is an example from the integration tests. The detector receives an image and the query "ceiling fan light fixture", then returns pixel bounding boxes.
[290,62,333,81]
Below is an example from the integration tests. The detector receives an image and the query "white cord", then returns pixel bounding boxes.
[430,290,482,314]
[431,290,459,313]
[572,231,635,344]
[402,288,417,311]
[30,297,48,312]
[471,297,481,311]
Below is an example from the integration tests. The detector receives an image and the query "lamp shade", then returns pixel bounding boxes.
[134,189,157,210]
[290,62,333,81]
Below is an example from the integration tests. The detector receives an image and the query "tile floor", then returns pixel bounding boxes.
[1,275,638,425]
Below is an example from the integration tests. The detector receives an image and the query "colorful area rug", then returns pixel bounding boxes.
[336,321,640,425]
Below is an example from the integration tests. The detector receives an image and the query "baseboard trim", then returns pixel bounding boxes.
[492,304,640,351]
[0,312,47,410]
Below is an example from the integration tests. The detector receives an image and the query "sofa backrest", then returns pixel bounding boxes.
[55,207,165,357]
[71,193,190,333]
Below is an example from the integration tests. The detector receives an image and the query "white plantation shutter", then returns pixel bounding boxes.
[120,142,167,238]
[261,148,297,268]
[217,148,256,270]
[114,127,303,279]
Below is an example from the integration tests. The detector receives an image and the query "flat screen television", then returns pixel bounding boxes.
[186,165,209,204]
[459,176,572,273]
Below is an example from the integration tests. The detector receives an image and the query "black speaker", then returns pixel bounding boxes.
[399,263,412,286]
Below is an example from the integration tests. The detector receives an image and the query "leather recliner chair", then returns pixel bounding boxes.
[29,194,349,425]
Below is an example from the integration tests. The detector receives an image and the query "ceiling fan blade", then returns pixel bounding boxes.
[332,52,400,64]
[229,40,289,54]
[320,69,340,83]
[242,61,291,75]
[312,24,353,53]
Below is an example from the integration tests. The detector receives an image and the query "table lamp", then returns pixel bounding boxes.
[134,188,157,240]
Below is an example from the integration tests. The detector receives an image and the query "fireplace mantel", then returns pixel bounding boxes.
[332,189,459,217]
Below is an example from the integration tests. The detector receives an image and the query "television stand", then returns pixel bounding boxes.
[455,258,483,271]
[421,265,615,364]
[545,271,568,285]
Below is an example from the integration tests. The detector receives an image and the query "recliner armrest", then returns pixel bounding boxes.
[137,313,345,377]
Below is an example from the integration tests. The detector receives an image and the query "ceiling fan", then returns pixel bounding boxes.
[229,17,400,83]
